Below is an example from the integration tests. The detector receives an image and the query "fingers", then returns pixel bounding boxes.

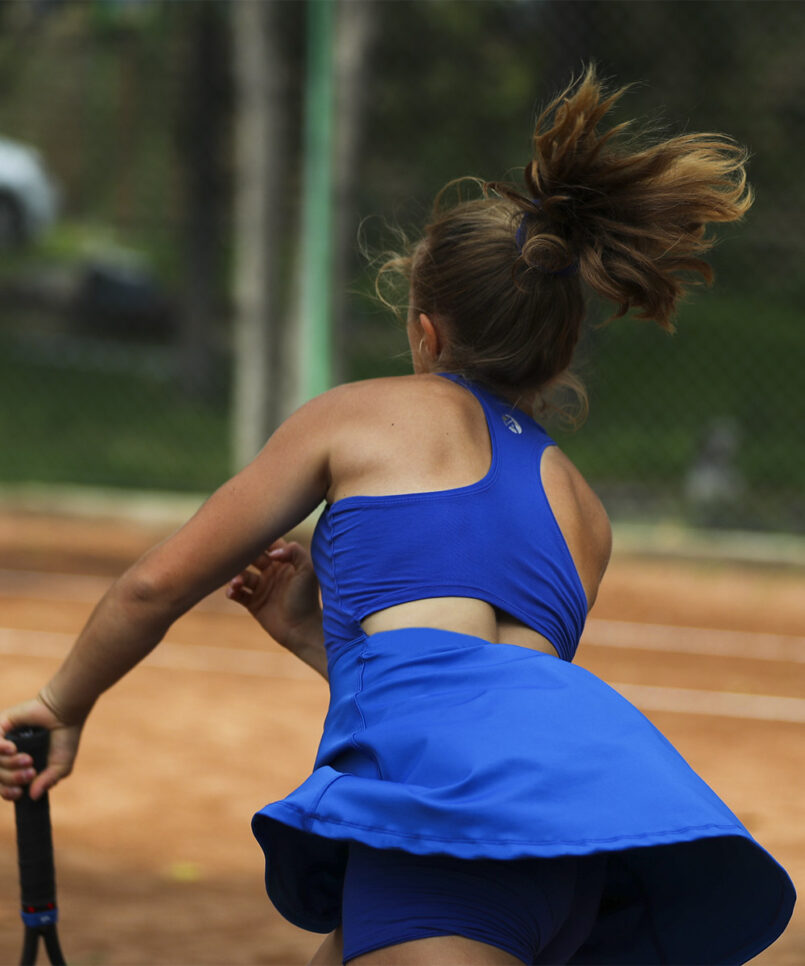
[0,731,36,801]
[0,762,66,802]
[226,567,261,604]
[252,538,292,570]
[264,539,308,567]
[268,541,309,569]
[234,569,260,592]
[0,759,37,801]
[0,733,21,756]
[225,577,249,604]
[231,541,297,587]
[0,750,34,771]
[0,717,17,747]
[1,702,83,802]
[226,541,308,598]
[32,726,79,800]
[29,765,67,802]
[267,540,293,560]
[248,539,309,571]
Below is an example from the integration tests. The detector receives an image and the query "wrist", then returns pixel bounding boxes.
[39,682,93,727]
[283,617,328,679]
[289,616,325,655]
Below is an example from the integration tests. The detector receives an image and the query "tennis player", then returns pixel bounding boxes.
[0,69,795,964]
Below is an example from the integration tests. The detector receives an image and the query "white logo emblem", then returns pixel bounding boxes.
[502,413,522,435]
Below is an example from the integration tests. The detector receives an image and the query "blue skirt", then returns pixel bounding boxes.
[252,628,795,964]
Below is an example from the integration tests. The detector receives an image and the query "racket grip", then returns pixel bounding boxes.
[6,727,59,923]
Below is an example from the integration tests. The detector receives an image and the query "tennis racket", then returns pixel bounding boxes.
[6,726,66,966]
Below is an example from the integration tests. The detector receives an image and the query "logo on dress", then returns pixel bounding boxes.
[502,413,523,435]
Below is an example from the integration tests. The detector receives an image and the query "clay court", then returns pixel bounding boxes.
[0,510,802,965]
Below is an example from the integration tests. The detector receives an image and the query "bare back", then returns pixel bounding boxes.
[326,374,611,657]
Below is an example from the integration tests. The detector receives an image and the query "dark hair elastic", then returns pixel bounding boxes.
[515,198,580,277]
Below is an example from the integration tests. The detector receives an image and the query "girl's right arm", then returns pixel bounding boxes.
[0,386,349,800]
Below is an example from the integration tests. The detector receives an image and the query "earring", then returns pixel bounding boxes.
[418,338,426,356]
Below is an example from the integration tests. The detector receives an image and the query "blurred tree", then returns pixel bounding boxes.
[175,0,230,401]
[231,0,290,468]
[0,2,49,97]
[331,0,375,385]
[0,0,801,523]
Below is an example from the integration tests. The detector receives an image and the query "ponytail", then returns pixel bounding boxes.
[378,65,753,413]
[495,65,753,330]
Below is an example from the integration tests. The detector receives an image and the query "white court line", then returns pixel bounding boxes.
[0,568,115,598]
[581,619,805,663]
[3,568,805,662]
[612,683,805,724]
[0,569,230,612]
[0,627,316,681]
[2,626,805,724]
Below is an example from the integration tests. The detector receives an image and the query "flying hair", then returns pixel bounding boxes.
[377,65,753,418]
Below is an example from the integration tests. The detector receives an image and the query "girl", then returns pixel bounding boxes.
[0,69,795,964]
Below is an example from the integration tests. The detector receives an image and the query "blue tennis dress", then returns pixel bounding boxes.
[252,373,795,964]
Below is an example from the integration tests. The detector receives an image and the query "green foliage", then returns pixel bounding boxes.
[0,334,229,491]
[345,289,805,505]
[553,292,804,484]
[0,0,803,531]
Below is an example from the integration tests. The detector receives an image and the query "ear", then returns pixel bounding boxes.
[419,313,443,361]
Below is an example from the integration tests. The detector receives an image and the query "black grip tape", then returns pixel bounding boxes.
[6,727,57,910]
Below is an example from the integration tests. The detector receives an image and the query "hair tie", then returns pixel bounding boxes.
[515,198,580,277]
[548,260,581,278]
[514,199,541,251]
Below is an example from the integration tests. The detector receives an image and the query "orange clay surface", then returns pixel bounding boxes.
[0,509,802,965]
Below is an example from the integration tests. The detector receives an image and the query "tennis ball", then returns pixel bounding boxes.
[166,860,202,882]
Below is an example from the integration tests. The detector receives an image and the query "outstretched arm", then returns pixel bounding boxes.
[227,539,329,681]
[0,389,341,800]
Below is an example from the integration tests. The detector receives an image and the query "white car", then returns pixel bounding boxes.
[0,136,58,249]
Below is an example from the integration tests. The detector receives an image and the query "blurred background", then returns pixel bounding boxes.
[1,0,803,541]
[1,6,803,964]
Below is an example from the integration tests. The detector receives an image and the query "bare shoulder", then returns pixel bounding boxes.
[321,374,454,413]
[321,375,482,502]
[317,374,471,438]
[273,376,429,442]
[540,445,612,604]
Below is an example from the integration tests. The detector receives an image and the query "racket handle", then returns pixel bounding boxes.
[6,727,59,924]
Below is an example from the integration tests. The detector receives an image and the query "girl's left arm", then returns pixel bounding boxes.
[0,390,339,799]
[228,540,328,681]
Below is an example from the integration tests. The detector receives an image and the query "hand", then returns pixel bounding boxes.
[227,539,327,677]
[0,692,84,802]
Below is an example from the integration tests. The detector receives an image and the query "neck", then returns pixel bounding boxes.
[506,390,540,417]
[427,366,540,417]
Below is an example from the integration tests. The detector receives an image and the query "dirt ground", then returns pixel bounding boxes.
[0,510,802,965]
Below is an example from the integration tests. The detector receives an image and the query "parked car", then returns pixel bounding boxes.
[0,136,58,249]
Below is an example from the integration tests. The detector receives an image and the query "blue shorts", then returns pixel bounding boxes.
[341,842,607,964]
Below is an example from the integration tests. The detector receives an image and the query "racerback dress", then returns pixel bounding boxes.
[252,373,795,965]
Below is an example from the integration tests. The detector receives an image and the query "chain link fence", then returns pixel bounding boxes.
[1,0,803,535]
